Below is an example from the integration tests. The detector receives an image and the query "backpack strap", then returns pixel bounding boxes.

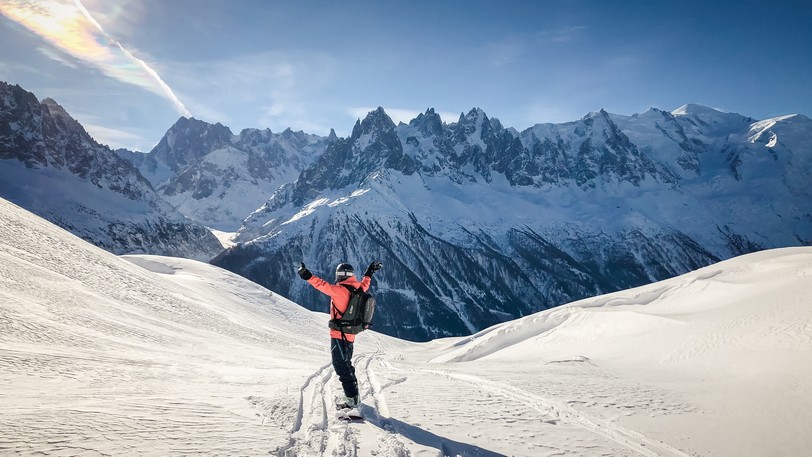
[331,284,357,321]
[333,285,358,358]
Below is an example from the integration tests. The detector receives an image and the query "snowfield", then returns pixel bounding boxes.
[1,196,811,456]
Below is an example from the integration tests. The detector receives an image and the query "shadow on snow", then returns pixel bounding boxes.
[360,404,506,457]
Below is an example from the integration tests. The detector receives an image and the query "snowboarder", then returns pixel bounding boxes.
[297,260,382,411]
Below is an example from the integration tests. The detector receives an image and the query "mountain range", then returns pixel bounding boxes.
[2,79,809,341]
[0,82,222,260]
[211,105,811,341]
[117,117,333,231]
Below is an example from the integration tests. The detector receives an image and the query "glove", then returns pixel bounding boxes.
[297,262,312,280]
[364,260,382,277]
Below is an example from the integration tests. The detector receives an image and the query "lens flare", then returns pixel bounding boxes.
[0,0,191,117]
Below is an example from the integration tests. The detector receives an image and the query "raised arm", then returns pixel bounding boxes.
[298,262,350,301]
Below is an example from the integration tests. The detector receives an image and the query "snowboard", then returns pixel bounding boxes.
[336,407,363,421]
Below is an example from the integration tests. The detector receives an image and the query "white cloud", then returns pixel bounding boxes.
[35,46,79,69]
[82,122,148,150]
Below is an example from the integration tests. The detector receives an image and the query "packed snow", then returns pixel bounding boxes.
[208,227,238,249]
[1,197,811,456]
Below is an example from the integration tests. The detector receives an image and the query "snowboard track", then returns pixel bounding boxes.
[276,350,689,456]
[275,351,408,456]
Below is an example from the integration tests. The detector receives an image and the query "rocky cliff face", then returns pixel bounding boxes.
[0,81,223,259]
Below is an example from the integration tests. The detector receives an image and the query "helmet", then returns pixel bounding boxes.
[335,263,354,283]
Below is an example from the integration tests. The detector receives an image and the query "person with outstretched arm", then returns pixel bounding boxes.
[297,260,382,409]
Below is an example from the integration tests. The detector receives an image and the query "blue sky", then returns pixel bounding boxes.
[1,0,810,151]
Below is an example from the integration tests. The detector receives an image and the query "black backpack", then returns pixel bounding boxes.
[329,285,376,335]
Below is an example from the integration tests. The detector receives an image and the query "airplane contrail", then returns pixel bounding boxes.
[72,0,191,117]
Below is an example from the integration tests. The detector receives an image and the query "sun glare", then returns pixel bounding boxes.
[0,0,190,116]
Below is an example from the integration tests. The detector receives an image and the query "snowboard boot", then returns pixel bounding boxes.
[336,395,360,410]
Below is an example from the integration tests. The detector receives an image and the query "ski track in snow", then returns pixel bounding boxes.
[275,351,412,457]
[277,346,693,457]
[416,369,691,457]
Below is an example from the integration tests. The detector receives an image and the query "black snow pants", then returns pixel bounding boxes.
[331,337,358,398]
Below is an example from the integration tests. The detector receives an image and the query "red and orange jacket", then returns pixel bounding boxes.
[306,274,371,342]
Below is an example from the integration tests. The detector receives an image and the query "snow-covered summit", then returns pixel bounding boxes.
[670,103,755,136]
[671,102,722,116]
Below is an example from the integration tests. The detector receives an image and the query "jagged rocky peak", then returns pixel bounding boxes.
[1,84,109,170]
[574,108,625,134]
[280,127,299,139]
[652,107,680,122]
[238,126,302,149]
[459,107,487,122]
[1,84,44,164]
[238,127,272,142]
[409,108,444,136]
[448,107,491,142]
[349,107,405,164]
[490,117,505,131]
[278,127,315,148]
[0,81,36,110]
[351,107,396,139]
[288,108,415,206]
[41,98,81,125]
[39,97,101,146]
[461,107,492,129]
[151,116,233,171]
[165,116,233,144]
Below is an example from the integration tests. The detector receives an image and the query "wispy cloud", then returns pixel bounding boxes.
[82,121,147,150]
[0,0,190,117]
[36,45,78,68]
[483,38,525,68]
[168,51,341,134]
[543,25,587,43]
[482,26,586,69]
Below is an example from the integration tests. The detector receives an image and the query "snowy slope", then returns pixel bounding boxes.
[428,246,812,457]
[3,197,811,456]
